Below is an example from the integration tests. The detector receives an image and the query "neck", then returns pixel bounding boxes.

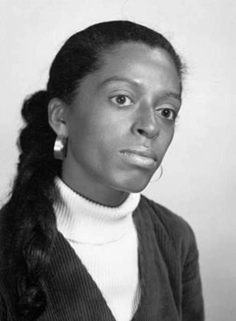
[54,177,141,244]
[61,172,128,208]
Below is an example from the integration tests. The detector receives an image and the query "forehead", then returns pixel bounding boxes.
[103,42,173,62]
[100,42,178,75]
[96,42,181,90]
[76,42,181,98]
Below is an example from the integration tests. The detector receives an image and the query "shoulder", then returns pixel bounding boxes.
[135,195,204,318]
[136,195,199,262]
[138,194,194,238]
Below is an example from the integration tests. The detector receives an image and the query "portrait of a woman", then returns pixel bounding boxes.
[0,20,204,321]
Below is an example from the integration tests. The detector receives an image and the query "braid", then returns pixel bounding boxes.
[0,91,61,320]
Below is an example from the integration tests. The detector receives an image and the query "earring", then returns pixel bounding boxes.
[150,165,163,183]
[53,135,68,160]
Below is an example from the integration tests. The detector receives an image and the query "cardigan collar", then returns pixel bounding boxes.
[42,197,180,321]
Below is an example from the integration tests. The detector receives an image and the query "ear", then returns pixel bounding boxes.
[48,98,68,137]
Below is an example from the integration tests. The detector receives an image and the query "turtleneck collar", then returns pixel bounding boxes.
[54,177,141,245]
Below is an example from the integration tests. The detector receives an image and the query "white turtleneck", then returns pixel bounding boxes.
[54,177,141,321]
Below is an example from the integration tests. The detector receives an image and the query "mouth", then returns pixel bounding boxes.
[119,148,158,169]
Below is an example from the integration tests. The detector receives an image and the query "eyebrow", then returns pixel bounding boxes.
[99,76,140,89]
[99,76,182,102]
[161,92,182,102]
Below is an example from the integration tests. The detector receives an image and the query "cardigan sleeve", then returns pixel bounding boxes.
[0,292,7,321]
[181,224,204,321]
[137,196,205,320]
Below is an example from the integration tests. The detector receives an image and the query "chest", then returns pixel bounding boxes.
[39,212,182,321]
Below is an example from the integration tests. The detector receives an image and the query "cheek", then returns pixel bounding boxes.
[67,111,120,162]
[81,111,126,149]
[166,128,175,146]
[157,127,175,156]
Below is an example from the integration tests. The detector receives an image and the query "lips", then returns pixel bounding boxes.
[119,148,158,169]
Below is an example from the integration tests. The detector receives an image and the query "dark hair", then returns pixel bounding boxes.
[0,20,184,320]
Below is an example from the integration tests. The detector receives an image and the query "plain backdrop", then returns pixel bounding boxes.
[0,0,235,320]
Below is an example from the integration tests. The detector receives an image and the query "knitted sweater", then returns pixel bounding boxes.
[0,195,204,321]
[54,177,141,321]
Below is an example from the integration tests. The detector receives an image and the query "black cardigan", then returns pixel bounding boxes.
[1,195,204,321]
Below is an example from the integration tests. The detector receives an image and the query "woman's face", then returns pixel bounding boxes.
[62,42,181,203]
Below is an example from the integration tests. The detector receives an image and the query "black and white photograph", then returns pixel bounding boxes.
[0,1,235,320]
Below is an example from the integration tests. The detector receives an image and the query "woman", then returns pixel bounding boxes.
[0,20,204,321]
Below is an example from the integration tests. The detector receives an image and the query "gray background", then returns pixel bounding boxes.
[0,0,235,319]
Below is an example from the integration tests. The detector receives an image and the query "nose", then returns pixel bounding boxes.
[131,101,160,139]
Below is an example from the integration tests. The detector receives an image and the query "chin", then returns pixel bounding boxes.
[114,173,152,194]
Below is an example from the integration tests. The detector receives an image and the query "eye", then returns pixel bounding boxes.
[110,94,133,107]
[157,107,177,121]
